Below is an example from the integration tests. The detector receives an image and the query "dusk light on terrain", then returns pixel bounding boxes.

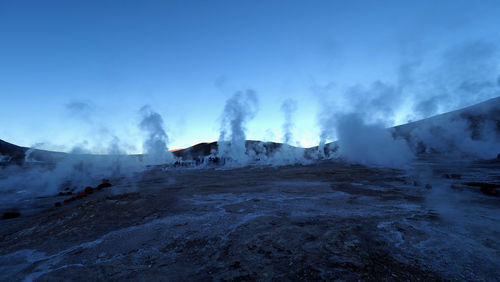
[1,1,499,281]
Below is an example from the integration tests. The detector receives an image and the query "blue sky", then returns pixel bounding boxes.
[1,0,499,152]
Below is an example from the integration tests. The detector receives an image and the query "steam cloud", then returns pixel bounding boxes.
[336,114,414,168]
[139,105,174,164]
[315,39,500,166]
[400,100,500,159]
[0,104,179,210]
[218,89,259,164]
[281,99,298,145]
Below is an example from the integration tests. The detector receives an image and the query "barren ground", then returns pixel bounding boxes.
[1,156,499,281]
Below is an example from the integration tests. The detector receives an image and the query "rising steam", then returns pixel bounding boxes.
[336,113,414,168]
[218,89,259,164]
[281,99,298,145]
[314,39,500,166]
[139,105,174,164]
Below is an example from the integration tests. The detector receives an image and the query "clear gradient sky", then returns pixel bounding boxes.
[1,0,499,153]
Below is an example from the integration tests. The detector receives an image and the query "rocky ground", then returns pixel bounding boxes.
[0,155,499,281]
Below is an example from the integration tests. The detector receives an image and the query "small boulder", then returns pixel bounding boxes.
[97,182,112,190]
[451,184,464,191]
[465,182,499,197]
[2,211,20,220]
[84,186,94,194]
[444,174,461,179]
[480,186,499,196]
[76,192,87,199]
[54,202,62,207]
[64,196,76,203]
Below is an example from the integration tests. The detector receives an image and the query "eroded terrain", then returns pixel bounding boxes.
[1,157,499,281]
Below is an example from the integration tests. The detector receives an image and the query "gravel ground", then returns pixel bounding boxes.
[1,157,499,281]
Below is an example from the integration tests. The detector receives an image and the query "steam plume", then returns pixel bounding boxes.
[218,89,259,164]
[139,105,173,164]
[280,99,298,145]
[336,113,414,168]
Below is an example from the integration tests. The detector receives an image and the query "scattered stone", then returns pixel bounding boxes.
[97,183,112,190]
[85,186,94,194]
[480,187,498,196]
[97,179,112,190]
[2,211,20,220]
[64,196,77,203]
[76,192,87,199]
[54,202,62,207]
[58,192,65,196]
[231,261,241,269]
[465,182,499,196]
[444,173,461,179]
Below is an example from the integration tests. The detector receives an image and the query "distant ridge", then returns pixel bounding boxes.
[394,96,500,136]
[2,96,500,164]
[305,96,500,156]
[0,139,27,164]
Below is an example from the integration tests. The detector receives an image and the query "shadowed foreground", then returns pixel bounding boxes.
[1,156,499,281]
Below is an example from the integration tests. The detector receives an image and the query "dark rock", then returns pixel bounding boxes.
[425,184,432,189]
[444,174,461,179]
[85,186,94,194]
[497,153,500,159]
[64,196,77,203]
[2,211,20,220]
[54,202,62,207]
[97,182,112,190]
[59,190,72,196]
[465,182,499,196]
[480,186,498,196]
[231,261,241,269]
[450,184,464,191]
[76,192,87,199]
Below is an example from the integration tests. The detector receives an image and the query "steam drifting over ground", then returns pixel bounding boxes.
[312,40,500,167]
[336,114,414,168]
[0,105,179,209]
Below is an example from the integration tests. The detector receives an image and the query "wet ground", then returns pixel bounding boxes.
[0,156,499,281]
